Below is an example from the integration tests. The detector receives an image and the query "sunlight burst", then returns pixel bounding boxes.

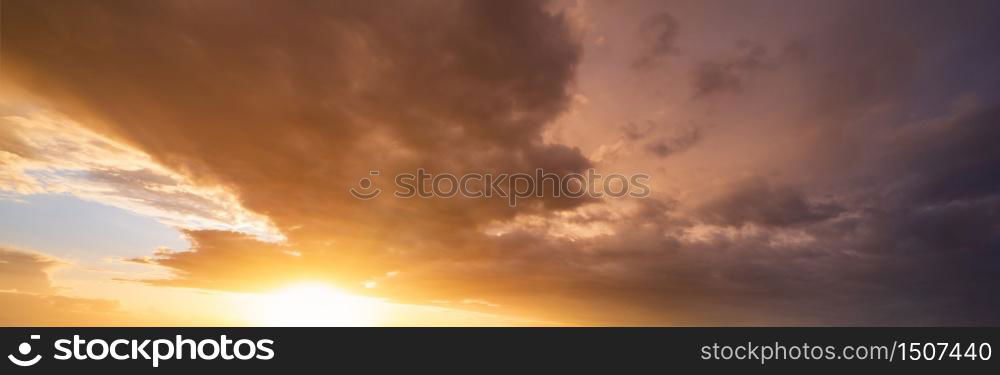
[248,282,381,326]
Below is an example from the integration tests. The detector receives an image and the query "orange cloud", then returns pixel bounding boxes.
[0,247,125,326]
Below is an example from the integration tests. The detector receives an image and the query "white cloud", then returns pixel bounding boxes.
[0,107,281,241]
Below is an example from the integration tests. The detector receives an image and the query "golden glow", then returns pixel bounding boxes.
[246,282,382,327]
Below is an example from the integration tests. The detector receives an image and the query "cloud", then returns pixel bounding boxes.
[592,120,702,162]
[0,247,61,294]
[0,247,125,325]
[0,292,125,326]
[887,104,1000,206]
[2,0,595,297]
[3,0,590,227]
[632,12,681,69]
[123,230,314,292]
[696,179,844,227]
[644,127,700,158]
[691,41,773,98]
[0,110,279,239]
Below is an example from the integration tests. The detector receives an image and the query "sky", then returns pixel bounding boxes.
[1,0,999,326]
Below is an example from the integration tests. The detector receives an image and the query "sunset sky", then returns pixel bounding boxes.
[2,0,999,326]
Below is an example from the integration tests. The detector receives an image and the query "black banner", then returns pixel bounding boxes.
[1,328,996,373]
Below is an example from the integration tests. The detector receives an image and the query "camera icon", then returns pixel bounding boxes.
[8,334,42,367]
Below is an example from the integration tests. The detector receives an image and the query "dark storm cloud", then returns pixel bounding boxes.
[516,0,1000,324]
[697,179,844,227]
[648,102,1000,325]
[849,103,1000,323]
[888,105,1000,206]
[784,1,999,324]
[3,0,590,294]
[380,197,892,325]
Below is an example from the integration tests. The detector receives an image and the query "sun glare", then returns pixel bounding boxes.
[247,282,382,326]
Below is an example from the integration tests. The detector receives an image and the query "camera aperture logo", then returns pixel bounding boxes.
[7,334,274,368]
